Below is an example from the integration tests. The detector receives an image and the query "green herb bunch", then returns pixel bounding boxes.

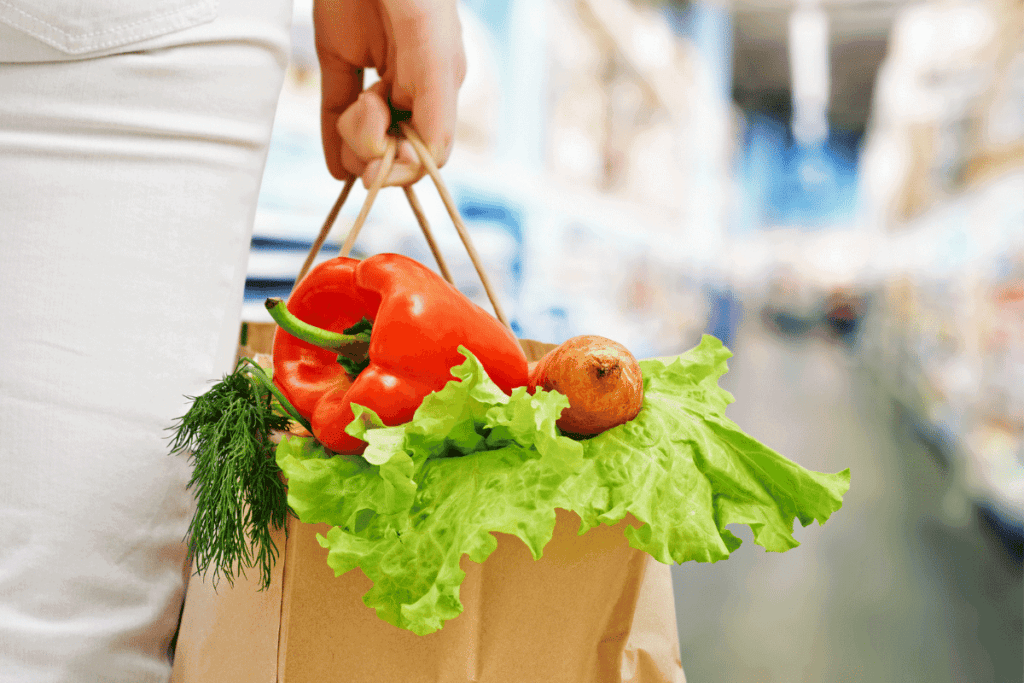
[170,357,309,590]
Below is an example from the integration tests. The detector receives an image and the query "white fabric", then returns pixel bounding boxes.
[0,0,218,57]
[0,0,292,680]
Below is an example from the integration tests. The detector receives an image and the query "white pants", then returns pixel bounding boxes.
[0,1,292,680]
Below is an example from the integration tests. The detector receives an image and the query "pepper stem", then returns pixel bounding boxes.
[264,298,371,366]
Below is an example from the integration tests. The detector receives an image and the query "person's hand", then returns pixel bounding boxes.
[314,0,467,187]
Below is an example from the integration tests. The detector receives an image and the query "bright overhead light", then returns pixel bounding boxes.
[789,3,830,146]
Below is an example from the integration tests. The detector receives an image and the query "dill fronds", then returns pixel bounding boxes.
[169,359,297,590]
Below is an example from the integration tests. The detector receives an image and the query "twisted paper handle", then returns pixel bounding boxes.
[290,127,511,331]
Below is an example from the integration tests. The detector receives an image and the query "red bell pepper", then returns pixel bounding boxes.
[267,253,529,454]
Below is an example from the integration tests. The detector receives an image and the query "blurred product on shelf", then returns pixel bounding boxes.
[760,266,821,338]
[546,0,735,237]
[858,171,1024,558]
[821,287,867,343]
[858,0,1023,228]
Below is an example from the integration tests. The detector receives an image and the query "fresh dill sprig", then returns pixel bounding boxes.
[169,358,304,590]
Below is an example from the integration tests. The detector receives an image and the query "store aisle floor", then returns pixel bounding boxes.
[670,316,1024,683]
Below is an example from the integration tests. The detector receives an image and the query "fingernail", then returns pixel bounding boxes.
[397,140,417,165]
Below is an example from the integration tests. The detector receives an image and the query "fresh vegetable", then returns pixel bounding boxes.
[169,357,309,590]
[277,337,851,635]
[529,334,644,435]
[267,253,529,455]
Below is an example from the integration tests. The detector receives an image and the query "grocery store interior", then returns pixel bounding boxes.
[244,0,1023,680]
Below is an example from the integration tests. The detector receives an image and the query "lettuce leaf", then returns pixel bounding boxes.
[276,338,850,635]
[556,336,851,564]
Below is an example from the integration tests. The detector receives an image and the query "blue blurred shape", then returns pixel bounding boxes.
[737,113,863,231]
[704,286,743,348]
[457,191,525,288]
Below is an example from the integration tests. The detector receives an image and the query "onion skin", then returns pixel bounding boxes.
[529,335,644,435]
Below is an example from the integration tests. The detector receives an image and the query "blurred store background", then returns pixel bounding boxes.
[244,0,1023,679]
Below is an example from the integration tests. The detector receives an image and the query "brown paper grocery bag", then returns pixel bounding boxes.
[171,511,685,683]
[171,329,685,683]
[174,135,685,681]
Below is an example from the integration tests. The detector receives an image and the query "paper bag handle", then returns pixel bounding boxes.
[290,126,512,332]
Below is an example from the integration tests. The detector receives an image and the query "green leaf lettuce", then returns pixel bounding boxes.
[276,338,850,635]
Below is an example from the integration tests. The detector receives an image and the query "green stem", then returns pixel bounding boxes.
[239,358,313,434]
[265,298,371,366]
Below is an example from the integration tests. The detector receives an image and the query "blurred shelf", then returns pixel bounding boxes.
[855,168,1024,554]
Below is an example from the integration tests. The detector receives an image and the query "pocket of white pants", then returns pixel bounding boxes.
[0,0,218,55]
